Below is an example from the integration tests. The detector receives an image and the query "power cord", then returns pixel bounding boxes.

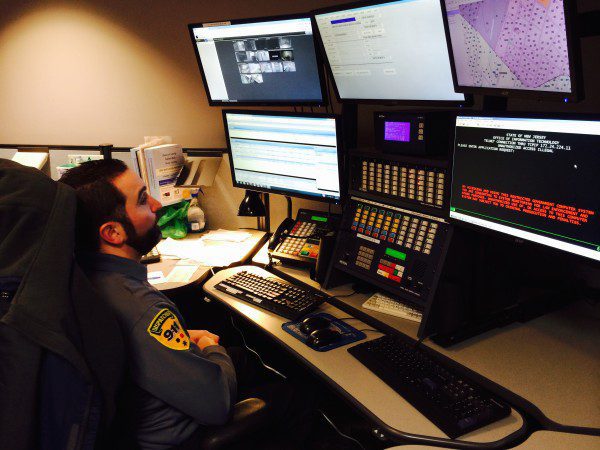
[230,316,287,380]
[355,328,382,333]
[318,409,365,450]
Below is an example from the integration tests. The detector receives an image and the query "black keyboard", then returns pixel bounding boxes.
[348,335,511,438]
[140,246,160,264]
[215,270,327,320]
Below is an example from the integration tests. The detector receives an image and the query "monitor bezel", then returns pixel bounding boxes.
[311,0,473,107]
[188,13,329,107]
[448,111,600,264]
[222,109,344,205]
[439,0,584,102]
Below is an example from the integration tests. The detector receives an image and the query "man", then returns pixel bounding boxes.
[60,160,314,450]
[59,160,239,449]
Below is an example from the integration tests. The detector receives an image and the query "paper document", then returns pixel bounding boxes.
[165,264,198,283]
[148,271,167,285]
[200,229,251,242]
[157,238,207,261]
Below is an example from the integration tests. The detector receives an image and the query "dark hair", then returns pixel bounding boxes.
[59,159,131,251]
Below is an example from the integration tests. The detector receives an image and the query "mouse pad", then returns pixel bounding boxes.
[282,312,366,352]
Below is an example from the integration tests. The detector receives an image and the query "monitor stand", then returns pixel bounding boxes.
[426,228,575,347]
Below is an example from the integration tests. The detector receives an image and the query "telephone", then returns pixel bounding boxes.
[268,209,340,267]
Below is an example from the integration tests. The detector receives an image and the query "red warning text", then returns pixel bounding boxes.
[461,185,596,226]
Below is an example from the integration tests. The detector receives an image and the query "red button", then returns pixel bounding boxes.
[378,264,393,274]
[351,226,357,231]
[390,275,401,282]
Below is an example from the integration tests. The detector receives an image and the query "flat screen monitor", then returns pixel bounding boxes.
[450,115,600,262]
[189,15,327,106]
[223,111,342,203]
[441,0,582,101]
[313,0,468,105]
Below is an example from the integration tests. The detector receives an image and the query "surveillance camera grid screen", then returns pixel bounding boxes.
[192,18,324,103]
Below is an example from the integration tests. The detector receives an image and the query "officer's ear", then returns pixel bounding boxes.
[99,221,127,246]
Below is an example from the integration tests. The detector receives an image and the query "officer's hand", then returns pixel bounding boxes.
[196,336,218,350]
[188,329,220,346]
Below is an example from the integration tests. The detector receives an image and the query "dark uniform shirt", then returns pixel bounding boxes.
[79,253,237,450]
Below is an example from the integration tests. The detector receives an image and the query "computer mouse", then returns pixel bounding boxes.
[306,328,342,349]
[299,316,331,335]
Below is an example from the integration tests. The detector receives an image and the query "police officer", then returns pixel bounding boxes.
[61,160,239,449]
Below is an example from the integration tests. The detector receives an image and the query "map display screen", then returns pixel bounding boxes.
[444,0,574,95]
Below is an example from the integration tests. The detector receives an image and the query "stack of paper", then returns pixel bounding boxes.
[200,229,251,242]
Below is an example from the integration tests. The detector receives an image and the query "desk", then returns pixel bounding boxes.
[216,244,599,445]
[395,431,600,449]
[204,265,525,448]
[149,229,266,291]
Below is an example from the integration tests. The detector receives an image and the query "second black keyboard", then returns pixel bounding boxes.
[215,270,327,320]
[348,334,511,438]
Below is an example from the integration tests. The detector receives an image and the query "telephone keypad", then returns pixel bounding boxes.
[270,209,341,266]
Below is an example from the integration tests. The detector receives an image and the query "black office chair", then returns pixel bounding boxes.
[194,397,270,450]
[0,160,272,450]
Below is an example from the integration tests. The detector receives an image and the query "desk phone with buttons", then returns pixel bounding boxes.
[269,209,340,267]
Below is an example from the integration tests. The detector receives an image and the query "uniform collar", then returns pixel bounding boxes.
[78,252,148,282]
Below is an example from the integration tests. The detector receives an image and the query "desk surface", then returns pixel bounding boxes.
[252,244,600,431]
[204,265,525,446]
[149,229,266,291]
[394,431,600,449]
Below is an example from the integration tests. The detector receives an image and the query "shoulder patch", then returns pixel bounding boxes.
[147,308,190,350]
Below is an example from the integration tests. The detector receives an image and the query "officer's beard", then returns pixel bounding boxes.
[121,218,162,256]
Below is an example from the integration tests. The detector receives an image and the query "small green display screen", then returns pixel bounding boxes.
[311,216,327,222]
[385,248,407,260]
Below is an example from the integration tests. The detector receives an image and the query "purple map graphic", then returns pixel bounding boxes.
[457,0,569,88]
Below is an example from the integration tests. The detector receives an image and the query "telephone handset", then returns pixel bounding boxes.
[268,209,340,267]
[268,218,295,251]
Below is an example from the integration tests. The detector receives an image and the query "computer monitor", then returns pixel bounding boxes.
[312,0,468,105]
[223,110,342,203]
[189,15,327,106]
[450,115,600,262]
[441,0,583,101]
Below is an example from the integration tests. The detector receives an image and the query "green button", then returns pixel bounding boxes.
[385,248,407,260]
[300,251,310,256]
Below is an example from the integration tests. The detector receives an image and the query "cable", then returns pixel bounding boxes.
[230,316,287,380]
[413,336,426,349]
[318,409,365,450]
[355,328,381,333]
